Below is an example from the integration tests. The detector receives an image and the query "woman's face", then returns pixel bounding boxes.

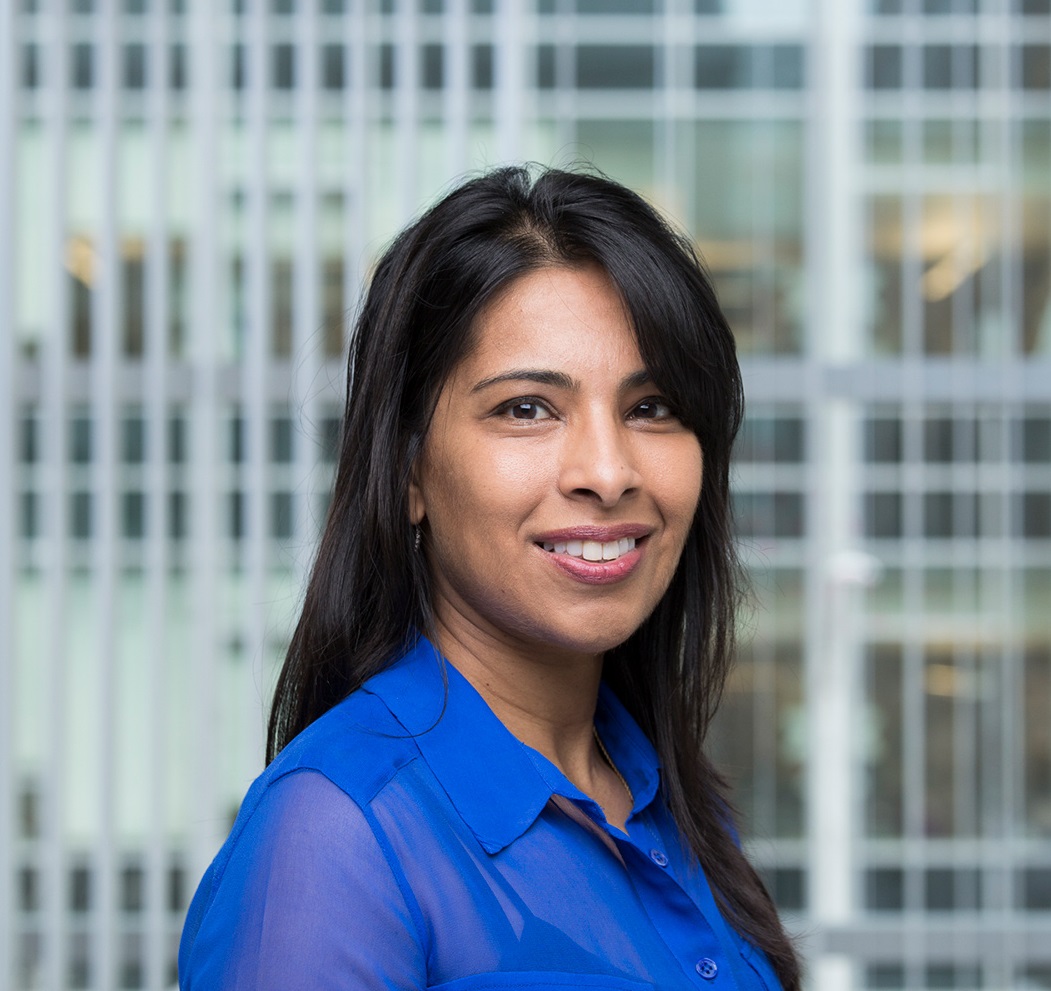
[410,264,703,660]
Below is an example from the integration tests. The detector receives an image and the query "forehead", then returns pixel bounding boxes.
[456,264,642,380]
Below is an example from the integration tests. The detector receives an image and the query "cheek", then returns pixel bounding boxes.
[473,434,556,492]
[420,437,544,539]
[650,440,704,524]
[440,434,550,506]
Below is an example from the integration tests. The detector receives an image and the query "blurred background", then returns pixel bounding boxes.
[1,0,1050,988]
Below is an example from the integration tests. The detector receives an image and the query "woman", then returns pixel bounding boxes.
[179,166,801,990]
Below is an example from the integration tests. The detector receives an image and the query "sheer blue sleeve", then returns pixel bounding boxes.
[179,769,426,991]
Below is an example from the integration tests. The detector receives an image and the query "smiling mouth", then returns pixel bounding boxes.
[539,537,637,562]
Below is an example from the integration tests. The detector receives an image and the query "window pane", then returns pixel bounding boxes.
[71,492,92,539]
[866,196,903,354]
[21,493,39,539]
[865,416,903,463]
[696,45,750,89]
[123,42,146,89]
[1018,416,1051,462]
[865,868,905,910]
[1021,493,1051,537]
[422,43,442,90]
[770,45,805,89]
[865,492,903,538]
[865,645,904,837]
[321,44,344,90]
[22,44,40,89]
[122,416,145,464]
[122,491,145,539]
[271,491,293,539]
[271,416,293,464]
[867,45,902,89]
[577,45,654,88]
[733,491,805,538]
[578,0,655,10]
[71,43,93,89]
[925,45,953,88]
[169,43,186,90]
[1022,45,1051,89]
[472,44,493,89]
[1024,645,1051,834]
[737,416,805,462]
[273,43,295,89]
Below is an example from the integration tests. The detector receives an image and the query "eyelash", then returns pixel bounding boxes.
[494,397,676,422]
[629,398,674,421]
[495,398,555,421]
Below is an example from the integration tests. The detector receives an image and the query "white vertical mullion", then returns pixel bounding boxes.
[997,22,1025,976]
[294,0,320,603]
[980,19,1016,926]
[245,0,270,770]
[657,0,678,206]
[898,15,927,959]
[395,0,419,221]
[0,0,18,986]
[754,119,772,354]
[91,2,121,987]
[805,1,863,988]
[680,6,698,233]
[553,0,576,153]
[494,0,525,165]
[40,3,70,988]
[444,0,470,178]
[143,2,171,987]
[344,0,371,323]
[187,0,222,890]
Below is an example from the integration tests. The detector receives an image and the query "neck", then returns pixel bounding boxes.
[431,614,603,775]
[429,609,634,832]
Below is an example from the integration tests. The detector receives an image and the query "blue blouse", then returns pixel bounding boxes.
[178,636,781,991]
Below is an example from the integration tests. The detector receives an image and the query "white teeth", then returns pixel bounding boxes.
[541,536,638,560]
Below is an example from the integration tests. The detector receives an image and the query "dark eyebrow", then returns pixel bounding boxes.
[470,369,575,393]
[470,368,654,394]
[622,369,653,390]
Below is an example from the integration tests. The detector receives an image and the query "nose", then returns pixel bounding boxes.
[558,411,643,507]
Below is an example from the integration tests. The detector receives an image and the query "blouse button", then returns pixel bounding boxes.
[695,958,718,981]
[649,848,669,867]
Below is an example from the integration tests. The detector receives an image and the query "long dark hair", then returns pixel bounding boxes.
[268,165,801,989]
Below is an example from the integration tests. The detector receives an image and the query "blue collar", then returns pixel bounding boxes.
[362,635,661,854]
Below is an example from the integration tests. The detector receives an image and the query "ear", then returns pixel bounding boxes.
[408,463,426,525]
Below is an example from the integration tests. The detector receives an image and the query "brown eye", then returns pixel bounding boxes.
[504,400,553,420]
[631,399,672,420]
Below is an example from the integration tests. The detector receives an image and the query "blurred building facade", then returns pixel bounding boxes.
[2,0,1050,988]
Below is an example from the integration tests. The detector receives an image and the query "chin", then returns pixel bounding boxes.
[513,594,666,657]
[524,620,643,658]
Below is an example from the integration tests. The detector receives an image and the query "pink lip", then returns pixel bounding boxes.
[532,524,649,586]
[543,546,644,585]
[533,523,651,543]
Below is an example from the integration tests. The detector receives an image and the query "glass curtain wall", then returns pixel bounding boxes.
[2,0,1049,988]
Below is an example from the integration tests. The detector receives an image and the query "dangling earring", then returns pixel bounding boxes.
[414,524,422,552]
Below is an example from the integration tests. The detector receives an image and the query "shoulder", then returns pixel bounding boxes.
[265,684,421,807]
[179,691,431,990]
[179,768,427,990]
[192,686,425,922]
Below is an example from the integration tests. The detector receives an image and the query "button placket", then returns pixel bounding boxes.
[624,810,728,990]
